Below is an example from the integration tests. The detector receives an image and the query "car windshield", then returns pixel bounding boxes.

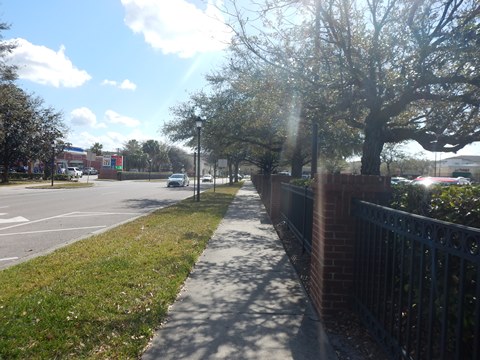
[171,174,183,178]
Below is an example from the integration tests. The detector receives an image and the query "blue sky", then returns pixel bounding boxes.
[1,0,478,159]
[1,0,232,151]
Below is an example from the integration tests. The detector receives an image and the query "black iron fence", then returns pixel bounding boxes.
[280,183,314,254]
[352,199,480,360]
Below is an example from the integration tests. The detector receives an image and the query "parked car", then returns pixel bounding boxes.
[67,167,83,178]
[411,176,471,187]
[390,176,411,185]
[201,174,213,182]
[83,167,98,175]
[167,173,190,187]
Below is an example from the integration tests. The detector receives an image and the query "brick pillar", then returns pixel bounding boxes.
[309,173,391,316]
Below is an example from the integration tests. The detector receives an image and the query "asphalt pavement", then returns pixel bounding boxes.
[142,181,337,360]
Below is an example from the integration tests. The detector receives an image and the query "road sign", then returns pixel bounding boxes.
[112,155,123,170]
[103,155,111,168]
[87,151,96,161]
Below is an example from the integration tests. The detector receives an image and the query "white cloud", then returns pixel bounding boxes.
[119,79,137,90]
[6,38,91,87]
[105,110,140,127]
[72,131,126,152]
[121,0,232,58]
[105,131,128,149]
[70,107,107,129]
[101,79,118,87]
[71,129,163,152]
[101,78,137,90]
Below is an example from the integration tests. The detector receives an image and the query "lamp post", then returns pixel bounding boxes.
[311,122,318,178]
[147,158,152,181]
[51,140,56,186]
[195,117,203,202]
[193,151,197,201]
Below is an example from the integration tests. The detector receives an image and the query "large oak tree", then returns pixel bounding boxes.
[226,0,480,175]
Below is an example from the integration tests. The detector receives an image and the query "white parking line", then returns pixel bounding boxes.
[0,211,139,232]
[0,257,19,262]
[0,225,107,237]
[0,215,29,224]
[63,211,142,217]
[0,213,71,231]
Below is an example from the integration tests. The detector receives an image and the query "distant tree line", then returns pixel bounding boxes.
[87,140,193,174]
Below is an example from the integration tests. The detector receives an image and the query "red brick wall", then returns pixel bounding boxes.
[99,168,118,180]
[309,174,391,316]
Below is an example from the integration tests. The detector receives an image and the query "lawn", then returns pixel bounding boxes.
[0,183,242,359]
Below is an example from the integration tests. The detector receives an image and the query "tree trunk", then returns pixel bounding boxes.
[1,167,7,183]
[234,161,240,182]
[360,119,385,175]
[228,160,233,185]
[291,144,304,178]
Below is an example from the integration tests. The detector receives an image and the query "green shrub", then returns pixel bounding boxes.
[430,185,480,228]
[8,173,43,181]
[290,178,313,187]
[390,184,480,228]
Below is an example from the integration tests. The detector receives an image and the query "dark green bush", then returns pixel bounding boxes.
[7,173,43,181]
[390,184,480,228]
[429,185,480,228]
[290,178,313,187]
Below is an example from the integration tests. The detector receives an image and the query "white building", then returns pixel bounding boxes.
[437,155,480,179]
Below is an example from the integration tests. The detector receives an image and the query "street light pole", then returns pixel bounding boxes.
[51,140,56,186]
[148,158,152,181]
[195,117,203,202]
[193,151,197,201]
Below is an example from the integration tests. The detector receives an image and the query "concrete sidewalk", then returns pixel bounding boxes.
[142,182,337,360]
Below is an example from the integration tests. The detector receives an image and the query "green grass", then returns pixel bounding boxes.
[0,183,242,359]
[26,182,95,189]
[1,179,94,189]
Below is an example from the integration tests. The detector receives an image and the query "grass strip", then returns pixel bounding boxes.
[0,183,242,359]
[26,182,95,189]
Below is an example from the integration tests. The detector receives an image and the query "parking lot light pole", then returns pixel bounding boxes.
[147,158,152,181]
[193,151,197,201]
[195,117,203,202]
[51,140,56,186]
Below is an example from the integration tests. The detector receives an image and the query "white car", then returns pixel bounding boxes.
[167,173,190,187]
[83,167,98,175]
[67,167,83,178]
[201,174,213,182]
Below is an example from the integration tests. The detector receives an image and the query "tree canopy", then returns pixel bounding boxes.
[0,83,65,182]
[225,0,480,175]
[163,54,362,175]
[0,22,66,182]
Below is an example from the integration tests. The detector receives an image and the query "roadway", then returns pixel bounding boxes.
[0,177,214,270]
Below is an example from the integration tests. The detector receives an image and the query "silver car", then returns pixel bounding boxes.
[167,173,190,187]
[67,167,83,178]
